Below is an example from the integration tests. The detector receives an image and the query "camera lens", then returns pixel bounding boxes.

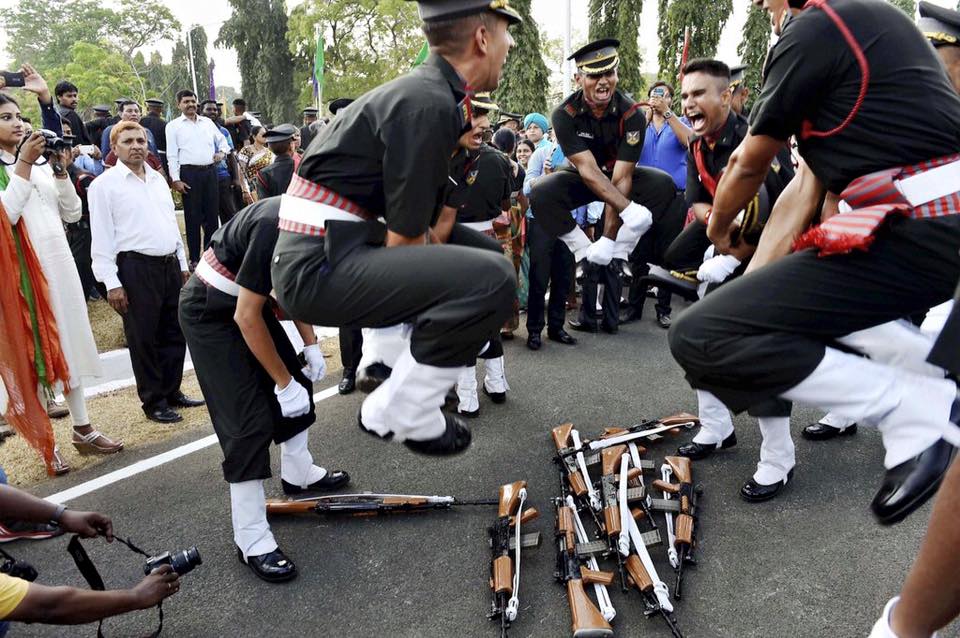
[169,547,202,576]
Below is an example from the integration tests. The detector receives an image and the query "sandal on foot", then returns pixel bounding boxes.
[72,429,124,455]
[52,446,70,475]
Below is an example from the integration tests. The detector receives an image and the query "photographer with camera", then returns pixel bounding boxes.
[0,483,179,636]
[0,85,124,475]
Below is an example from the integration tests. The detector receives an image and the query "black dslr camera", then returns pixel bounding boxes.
[35,128,72,176]
[0,550,37,582]
[143,546,202,576]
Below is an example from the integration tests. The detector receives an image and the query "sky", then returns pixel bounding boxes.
[0,0,957,95]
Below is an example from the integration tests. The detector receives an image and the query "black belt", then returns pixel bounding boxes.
[118,251,179,263]
[181,164,214,171]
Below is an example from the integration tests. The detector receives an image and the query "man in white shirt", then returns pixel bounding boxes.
[90,121,205,424]
[165,89,231,267]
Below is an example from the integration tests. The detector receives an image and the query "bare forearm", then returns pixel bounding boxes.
[601,175,632,239]
[385,230,427,247]
[432,206,456,244]
[667,117,693,148]
[11,586,143,625]
[294,321,317,347]
[581,166,631,214]
[710,151,768,229]
[0,485,60,523]
[235,311,291,387]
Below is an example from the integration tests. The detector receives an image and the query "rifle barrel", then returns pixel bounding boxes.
[660,609,685,638]
[675,561,684,600]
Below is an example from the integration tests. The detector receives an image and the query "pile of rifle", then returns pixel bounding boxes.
[550,414,700,638]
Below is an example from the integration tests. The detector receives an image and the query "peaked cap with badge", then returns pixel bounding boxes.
[406,0,521,25]
[729,64,748,89]
[569,38,620,75]
[918,1,960,47]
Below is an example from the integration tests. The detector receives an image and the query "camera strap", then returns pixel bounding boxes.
[67,535,163,638]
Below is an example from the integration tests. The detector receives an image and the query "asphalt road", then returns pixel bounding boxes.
[9,307,957,638]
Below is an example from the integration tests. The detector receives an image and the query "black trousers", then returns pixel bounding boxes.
[928,280,960,377]
[578,261,621,330]
[179,278,314,482]
[272,223,514,368]
[180,165,220,264]
[66,219,97,296]
[669,216,960,413]
[117,252,186,411]
[526,217,573,335]
[665,220,713,274]
[217,178,238,225]
[627,189,687,318]
[529,165,680,237]
[339,328,363,372]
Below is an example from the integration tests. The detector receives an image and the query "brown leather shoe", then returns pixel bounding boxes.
[72,429,124,455]
[52,446,70,475]
[46,400,69,419]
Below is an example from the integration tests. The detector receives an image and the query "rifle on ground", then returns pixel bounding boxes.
[600,445,636,591]
[652,456,702,599]
[554,499,614,638]
[618,453,683,637]
[556,414,699,459]
[265,493,499,517]
[488,481,540,638]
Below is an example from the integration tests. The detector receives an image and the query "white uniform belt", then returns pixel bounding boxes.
[462,220,494,232]
[278,194,368,229]
[195,258,240,297]
[895,159,960,207]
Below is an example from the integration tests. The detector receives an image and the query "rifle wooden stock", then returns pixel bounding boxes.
[631,508,645,521]
[676,513,694,546]
[603,504,621,537]
[665,456,692,486]
[580,566,615,586]
[558,504,577,549]
[498,480,527,518]
[553,423,588,497]
[624,554,654,592]
[652,479,680,495]
[660,412,699,427]
[510,507,539,527]
[566,580,614,638]
[265,499,319,515]
[492,555,513,594]
[601,446,625,476]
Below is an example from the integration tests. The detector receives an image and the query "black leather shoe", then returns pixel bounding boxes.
[619,308,641,325]
[144,406,183,424]
[357,362,392,394]
[568,319,598,334]
[237,547,297,583]
[601,323,618,335]
[802,421,858,441]
[444,388,458,409]
[483,386,506,404]
[871,439,956,525]
[403,413,472,456]
[656,313,672,330]
[458,407,480,419]
[740,469,794,503]
[281,471,350,495]
[168,392,205,408]
[548,329,578,345]
[526,334,542,350]
[677,432,737,460]
[338,370,356,395]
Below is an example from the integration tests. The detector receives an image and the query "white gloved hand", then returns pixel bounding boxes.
[585,236,616,266]
[620,201,652,234]
[613,223,642,260]
[696,254,741,284]
[275,379,310,418]
[301,343,326,382]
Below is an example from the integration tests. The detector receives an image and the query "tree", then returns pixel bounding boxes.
[219,0,300,123]
[736,3,771,110]
[184,26,211,100]
[657,0,735,84]
[887,0,915,15]
[39,42,144,119]
[286,0,423,111]
[495,0,550,114]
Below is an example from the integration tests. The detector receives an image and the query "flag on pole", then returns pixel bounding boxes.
[411,41,429,68]
[313,32,325,98]
[679,27,691,84]
[208,60,216,101]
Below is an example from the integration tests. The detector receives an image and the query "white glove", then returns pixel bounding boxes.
[696,254,741,284]
[559,226,593,262]
[620,202,652,234]
[585,236,615,266]
[301,343,326,382]
[613,223,641,260]
[275,379,310,418]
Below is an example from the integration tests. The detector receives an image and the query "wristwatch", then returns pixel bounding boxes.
[663,110,675,120]
[51,504,66,524]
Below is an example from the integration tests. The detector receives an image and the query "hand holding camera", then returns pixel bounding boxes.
[134,564,181,608]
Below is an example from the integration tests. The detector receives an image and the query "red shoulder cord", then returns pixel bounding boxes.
[799,0,870,140]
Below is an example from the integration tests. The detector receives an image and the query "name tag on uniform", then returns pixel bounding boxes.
[577,131,594,139]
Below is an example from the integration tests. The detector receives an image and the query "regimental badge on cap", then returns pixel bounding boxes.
[405,0,522,25]
[471,92,499,114]
[568,38,620,76]
[918,1,960,47]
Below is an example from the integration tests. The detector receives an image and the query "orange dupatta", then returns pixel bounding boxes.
[0,199,71,475]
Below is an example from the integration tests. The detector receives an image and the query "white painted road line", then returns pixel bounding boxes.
[45,384,342,504]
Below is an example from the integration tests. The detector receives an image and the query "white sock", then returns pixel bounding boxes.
[456,366,479,413]
[280,429,326,487]
[754,417,795,485]
[482,357,509,394]
[692,390,735,445]
[230,480,278,559]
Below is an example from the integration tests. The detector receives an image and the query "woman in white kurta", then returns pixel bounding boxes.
[0,80,123,474]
